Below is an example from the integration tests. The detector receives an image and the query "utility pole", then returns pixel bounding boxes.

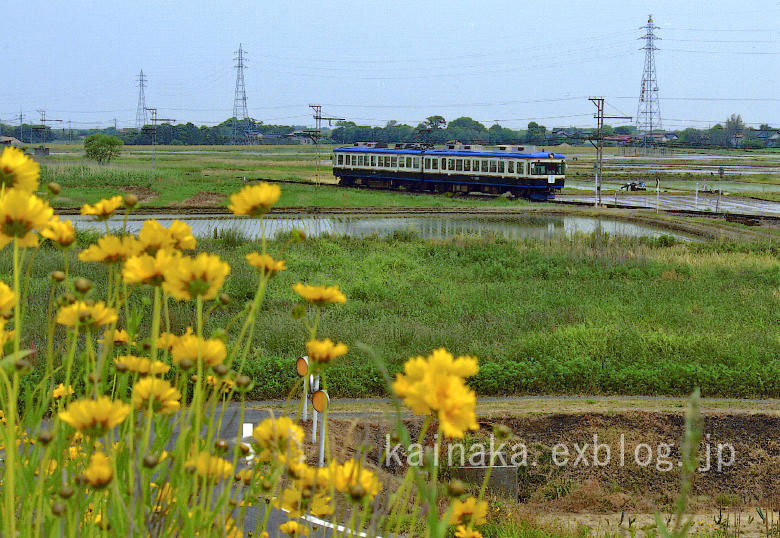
[636,14,661,155]
[588,97,630,207]
[67,120,72,143]
[308,104,344,185]
[135,70,148,130]
[18,111,24,143]
[143,107,175,170]
[232,44,250,145]
[34,109,63,152]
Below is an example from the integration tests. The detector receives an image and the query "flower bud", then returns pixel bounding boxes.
[348,484,366,501]
[47,182,62,195]
[178,359,194,371]
[74,278,92,294]
[236,375,251,388]
[37,430,54,445]
[74,474,87,486]
[57,485,75,499]
[189,374,198,383]
[115,362,129,373]
[51,271,66,283]
[447,479,466,498]
[87,372,101,384]
[51,500,66,516]
[238,443,250,455]
[494,424,512,440]
[143,454,159,468]
[219,293,230,305]
[124,194,139,208]
[214,439,229,453]
[212,364,229,377]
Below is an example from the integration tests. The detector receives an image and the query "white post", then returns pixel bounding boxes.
[318,409,326,467]
[311,375,319,443]
[695,182,698,210]
[656,178,660,214]
[302,380,308,421]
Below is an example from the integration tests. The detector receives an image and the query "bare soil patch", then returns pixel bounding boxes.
[173,192,225,207]
[308,412,779,514]
[119,185,158,203]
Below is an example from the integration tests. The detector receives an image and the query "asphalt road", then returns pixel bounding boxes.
[557,192,780,216]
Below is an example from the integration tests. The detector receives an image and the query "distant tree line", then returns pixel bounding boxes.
[1,113,776,149]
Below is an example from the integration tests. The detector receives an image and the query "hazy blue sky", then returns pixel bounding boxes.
[2,1,778,131]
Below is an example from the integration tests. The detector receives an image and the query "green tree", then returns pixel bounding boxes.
[84,134,123,164]
[525,121,547,144]
[724,113,745,147]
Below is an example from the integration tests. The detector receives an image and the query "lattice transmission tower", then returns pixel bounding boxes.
[135,70,148,130]
[232,44,250,144]
[636,15,661,151]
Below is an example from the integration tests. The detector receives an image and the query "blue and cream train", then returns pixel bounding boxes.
[332,142,565,200]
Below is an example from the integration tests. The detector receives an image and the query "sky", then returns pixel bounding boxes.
[2,0,778,131]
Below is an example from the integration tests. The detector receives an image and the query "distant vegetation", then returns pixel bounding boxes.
[83,133,122,164]
[2,113,777,149]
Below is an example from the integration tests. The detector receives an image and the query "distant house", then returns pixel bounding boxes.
[756,129,780,147]
[285,130,316,144]
[0,136,22,146]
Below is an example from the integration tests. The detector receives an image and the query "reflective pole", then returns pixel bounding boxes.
[311,375,320,442]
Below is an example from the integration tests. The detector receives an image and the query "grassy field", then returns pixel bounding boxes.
[33,143,780,208]
[7,230,778,400]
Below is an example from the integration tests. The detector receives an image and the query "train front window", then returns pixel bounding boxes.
[531,162,564,175]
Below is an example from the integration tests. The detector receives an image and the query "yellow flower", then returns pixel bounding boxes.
[114,355,170,375]
[163,253,230,301]
[392,348,479,438]
[246,252,286,277]
[80,195,123,220]
[228,183,281,217]
[132,377,181,414]
[292,283,346,305]
[206,375,235,394]
[0,189,54,249]
[276,487,333,518]
[99,328,133,346]
[0,146,39,192]
[449,497,488,526]
[0,281,15,315]
[252,416,305,463]
[78,235,141,264]
[138,219,176,254]
[455,525,484,538]
[171,333,226,367]
[41,216,76,248]
[122,249,178,286]
[305,339,348,364]
[83,452,113,489]
[184,451,234,482]
[56,301,117,328]
[157,331,181,351]
[52,383,74,400]
[329,459,382,501]
[279,521,309,537]
[58,396,131,436]
[168,220,196,250]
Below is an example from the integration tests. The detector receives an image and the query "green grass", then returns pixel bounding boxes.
[6,231,778,400]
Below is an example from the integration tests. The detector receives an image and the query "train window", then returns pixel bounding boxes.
[498,161,505,173]
[337,154,343,165]
[359,155,364,166]
[481,160,488,172]
[490,160,497,173]
[507,161,514,173]
[405,157,411,167]
[448,159,454,171]
[464,160,470,172]
[391,156,397,167]
[455,159,463,171]
[432,158,438,170]
[472,159,479,170]
[441,158,446,169]
[424,158,430,169]
[371,155,376,166]
[413,157,419,168]
[399,157,405,168]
